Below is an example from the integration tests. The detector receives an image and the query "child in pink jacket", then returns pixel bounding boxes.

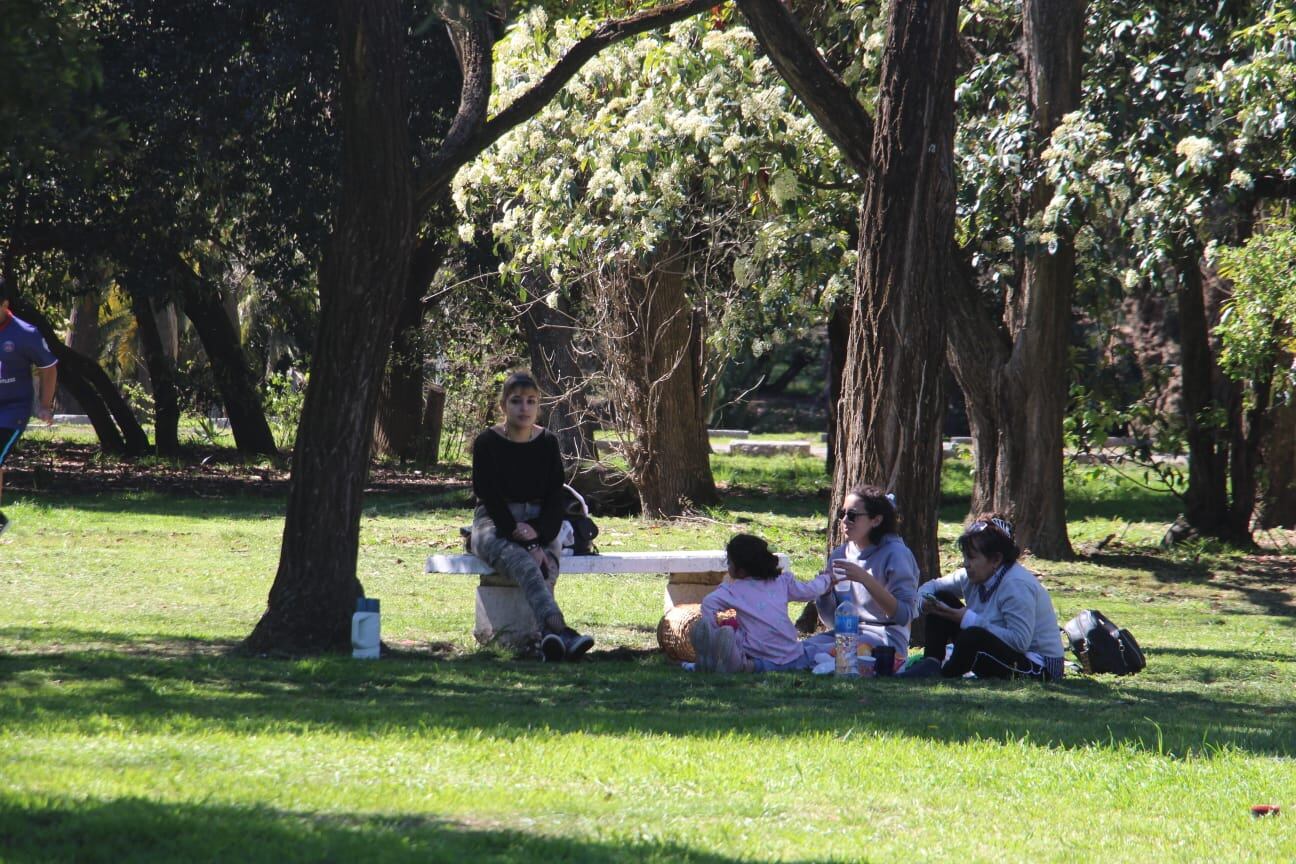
[691,533,837,673]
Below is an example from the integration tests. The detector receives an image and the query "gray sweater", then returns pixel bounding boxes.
[814,534,920,654]
[918,561,1064,659]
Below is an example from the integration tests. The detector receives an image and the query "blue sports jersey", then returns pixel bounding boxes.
[0,311,58,428]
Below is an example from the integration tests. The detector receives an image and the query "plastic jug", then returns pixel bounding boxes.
[351,597,380,659]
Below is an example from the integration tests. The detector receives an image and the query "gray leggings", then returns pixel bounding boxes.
[470,503,563,629]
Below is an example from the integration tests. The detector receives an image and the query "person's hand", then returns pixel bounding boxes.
[925,597,965,624]
[511,522,538,542]
[35,406,54,425]
[528,545,548,572]
[831,559,866,584]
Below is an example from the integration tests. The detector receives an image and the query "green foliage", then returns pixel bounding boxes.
[262,370,308,451]
[1213,227,1296,391]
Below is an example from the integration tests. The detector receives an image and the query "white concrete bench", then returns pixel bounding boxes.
[727,440,813,457]
[426,549,789,648]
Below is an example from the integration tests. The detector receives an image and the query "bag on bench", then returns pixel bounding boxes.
[561,484,599,555]
[1063,609,1146,675]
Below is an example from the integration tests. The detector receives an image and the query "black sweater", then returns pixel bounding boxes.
[471,427,566,544]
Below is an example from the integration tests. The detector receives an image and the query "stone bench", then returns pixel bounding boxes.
[727,440,813,457]
[426,549,789,648]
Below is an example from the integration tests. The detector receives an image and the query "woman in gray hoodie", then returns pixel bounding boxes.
[806,485,921,666]
[903,515,1064,680]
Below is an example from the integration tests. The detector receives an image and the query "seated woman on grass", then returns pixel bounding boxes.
[804,484,920,672]
[900,514,1064,680]
[471,370,593,662]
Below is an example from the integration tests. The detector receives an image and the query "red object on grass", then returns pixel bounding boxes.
[1251,805,1280,818]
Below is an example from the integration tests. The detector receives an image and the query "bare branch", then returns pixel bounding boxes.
[418,0,724,210]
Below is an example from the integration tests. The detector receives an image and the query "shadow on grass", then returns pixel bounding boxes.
[9,490,473,523]
[1,630,1293,760]
[0,795,820,864]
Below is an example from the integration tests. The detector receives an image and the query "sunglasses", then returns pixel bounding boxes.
[837,508,868,522]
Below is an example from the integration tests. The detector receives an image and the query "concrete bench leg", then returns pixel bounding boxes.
[473,574,558,649]
[664,570,724,613]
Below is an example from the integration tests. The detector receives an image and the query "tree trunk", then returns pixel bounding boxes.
[11,299,149,455]
[604,251,718,517]
[824,302,850,477]
[1176,246,1232,536]
[1258,387,1296,528]
[373,236,446,461]
[832,0,960,583]
[245,0,415,655]
[175,259,278,456]
[61,293,101,414]
[417,383,445,465]
[131,292,182,455]
[521,296,597,464]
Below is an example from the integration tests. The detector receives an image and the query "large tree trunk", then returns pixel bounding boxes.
[131,292,182,455]
[823,302,850,477]
[1258,388,1296,528]
[1176,245,1232,536]
[60,293,101,414]
[373,236,447,461]
[11,298,148,455]
[603,251,718,517]
[832,0,959,583]
[245,0,416,654]
[175,261,278,456]
[521,296,597,464]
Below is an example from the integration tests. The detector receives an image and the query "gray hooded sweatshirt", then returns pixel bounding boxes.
[812,533,921,656]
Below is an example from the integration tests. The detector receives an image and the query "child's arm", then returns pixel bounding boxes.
[784,569,834,602]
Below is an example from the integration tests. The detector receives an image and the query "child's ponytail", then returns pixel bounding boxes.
[725,533,781,581]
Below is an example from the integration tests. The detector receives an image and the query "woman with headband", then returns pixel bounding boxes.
[901,514,1064,680]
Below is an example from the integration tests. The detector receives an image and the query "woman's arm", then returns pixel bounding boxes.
[531,434,568,544]
[471,432,518,538]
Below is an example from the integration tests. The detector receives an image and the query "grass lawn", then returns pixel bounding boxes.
[0,447,1293,862]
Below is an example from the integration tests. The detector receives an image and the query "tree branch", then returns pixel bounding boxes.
[735,0,875,176]
[418,0,724,211]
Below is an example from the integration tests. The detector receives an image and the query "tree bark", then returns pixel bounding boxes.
[832,0,960,583]
[1258,386,1296,528]
[373,236,447,461]
[521,295,597,463]
[824,302,850,477]
[131,292,182,455]
[417,383,445,465]
[174,259,278,456]
[604,252,718,517]
[61,293,101,414]
[245,0,416,655]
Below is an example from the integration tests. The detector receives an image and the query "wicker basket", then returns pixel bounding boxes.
[657,604,702,662]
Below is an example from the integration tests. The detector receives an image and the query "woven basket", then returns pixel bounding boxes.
[657,604,702,662]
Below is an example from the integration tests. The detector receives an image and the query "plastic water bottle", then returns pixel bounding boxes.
[351,597,380,659]
[834,592,860,677]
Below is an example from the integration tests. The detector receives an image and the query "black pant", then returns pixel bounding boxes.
[922,591,1045,680]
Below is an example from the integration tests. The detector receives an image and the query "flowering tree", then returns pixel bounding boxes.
[454,14,857,516]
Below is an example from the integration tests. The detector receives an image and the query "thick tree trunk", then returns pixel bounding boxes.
[61,293,101,414]
[176,262,278,456]
[11,298,148,455]
[245,0,415,655]
[373,237,446,461]
[832,0,959,583]
[131,293,182,455]
[416,383,445,465]
[1176,246,1232,536]
[521,297,597,464]
[824,302,850,476]
[605,251,718,517]
[1258,388,1296,528]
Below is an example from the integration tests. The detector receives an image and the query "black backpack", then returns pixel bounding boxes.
[1063,609,1146,675]
[561,484,599,556]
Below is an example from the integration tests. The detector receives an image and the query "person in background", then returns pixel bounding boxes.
[471,370,592,662]
[0,279,59,535]
[901,514,1064,680]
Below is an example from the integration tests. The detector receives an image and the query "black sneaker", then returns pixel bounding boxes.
[0,511,8,536]
[540,631,567,662]
[561,628,594,660]
[897,657,943,679]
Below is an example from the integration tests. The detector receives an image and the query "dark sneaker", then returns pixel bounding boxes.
[561,628,594,660]
[540,631,567,663]
[0,511,8,536]
[897,657,943,679]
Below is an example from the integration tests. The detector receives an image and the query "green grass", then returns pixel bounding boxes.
[1,446,1294,862]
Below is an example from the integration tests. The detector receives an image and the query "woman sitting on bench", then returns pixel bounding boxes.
[471,370,593,662]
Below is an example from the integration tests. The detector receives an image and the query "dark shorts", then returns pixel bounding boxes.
[0,427,23,467]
